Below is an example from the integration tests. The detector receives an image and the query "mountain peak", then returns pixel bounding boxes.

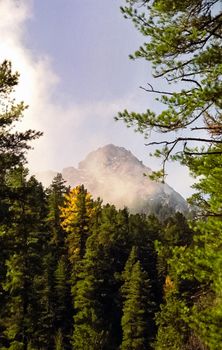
[35,144,188,219]
[79,144,150,173]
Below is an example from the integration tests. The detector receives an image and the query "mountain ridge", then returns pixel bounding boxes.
[35,144,188,219]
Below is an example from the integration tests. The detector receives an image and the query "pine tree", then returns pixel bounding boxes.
[54,255,73,349]
[0,61,42,348]
[118,0,222,170]
[46,174,73,349]
[118,2,222,348]
[155,289,190,350]
[73,205,132,350]
[0,61,42,176]
[46,173,68,251]
[121,249,154,350]
[73,238,111,350]
[1,170,50,349]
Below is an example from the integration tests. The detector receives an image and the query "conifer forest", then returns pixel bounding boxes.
[0,1,222,349]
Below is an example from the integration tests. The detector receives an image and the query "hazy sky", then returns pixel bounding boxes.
[0,0,194,197]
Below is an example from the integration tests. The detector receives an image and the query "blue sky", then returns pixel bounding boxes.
[26,1,150,103]
[0,0,194,197]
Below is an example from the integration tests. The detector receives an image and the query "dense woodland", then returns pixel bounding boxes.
[1,0,222,349]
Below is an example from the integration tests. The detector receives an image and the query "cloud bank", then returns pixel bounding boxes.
[0,0,194,198]
[0,0,148,173]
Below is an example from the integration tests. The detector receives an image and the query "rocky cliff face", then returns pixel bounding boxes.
[35,144,188,219]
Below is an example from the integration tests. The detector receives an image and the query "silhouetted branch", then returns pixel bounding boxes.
[140,83,175,96]
[184,150,222,156]
[153,59,194,78]
[181,78,202,89]
[146,137,222,147]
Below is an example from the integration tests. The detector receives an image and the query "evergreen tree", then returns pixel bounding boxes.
[118,0,222,170]
[155,213,194,287]
[155,288,190,350]
[54,255,73,350]
[0,60,42,176]
[73,237,111,350]
[121,249,154,350]
[73,205,132,350]
[118,1,222,348]
[46,174,73,349]
[1,169,50,349]
[46,173,68,251]
[0,60,42,348]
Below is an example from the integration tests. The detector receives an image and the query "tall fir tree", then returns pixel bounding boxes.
[0,60,42,348]
[73,205,132,350]
[121,248,154,350]
[46,174,73,349]
[1,169,50,349]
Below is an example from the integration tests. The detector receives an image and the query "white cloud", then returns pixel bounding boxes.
[0,0,147,172]
[0,0,56,106]
[0,0,194,198]
[0,0,59,166]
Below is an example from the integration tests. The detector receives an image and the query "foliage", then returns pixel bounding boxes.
[0,60,42,177]
[121,247,155,350]
[117,1,222,349]
[0,58,213,349]
[117,0,222,176]
[60,185,98,263]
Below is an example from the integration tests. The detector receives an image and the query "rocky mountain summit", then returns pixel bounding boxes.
[36,144,188,219]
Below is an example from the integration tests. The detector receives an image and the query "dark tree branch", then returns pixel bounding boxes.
[181,78,202,89]
[153,59,194,78]
[146,137,222,147]
[141,105,213,133]
[181,104,213,128]
[166,70,211,82]
[139,83,175,96]
[184,150,222,156]
[191,126,211,131]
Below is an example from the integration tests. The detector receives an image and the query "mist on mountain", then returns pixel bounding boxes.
[35,144,188,219]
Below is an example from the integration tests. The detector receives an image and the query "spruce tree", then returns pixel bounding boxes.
[54,255,73,349]
[46,174,73,349]
[73,237,111,350]
[1,170,50,349]
[73,205,132,350]
[121,250,154,350]
[0,60,42,348]
[46,173,68,251]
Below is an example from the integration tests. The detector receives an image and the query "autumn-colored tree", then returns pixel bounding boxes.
[60,185,97,265]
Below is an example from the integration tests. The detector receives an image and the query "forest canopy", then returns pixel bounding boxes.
[0,0,222,349]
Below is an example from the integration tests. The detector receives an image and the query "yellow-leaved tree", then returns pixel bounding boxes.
[60,185,98,264]
[60,184,101,333]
